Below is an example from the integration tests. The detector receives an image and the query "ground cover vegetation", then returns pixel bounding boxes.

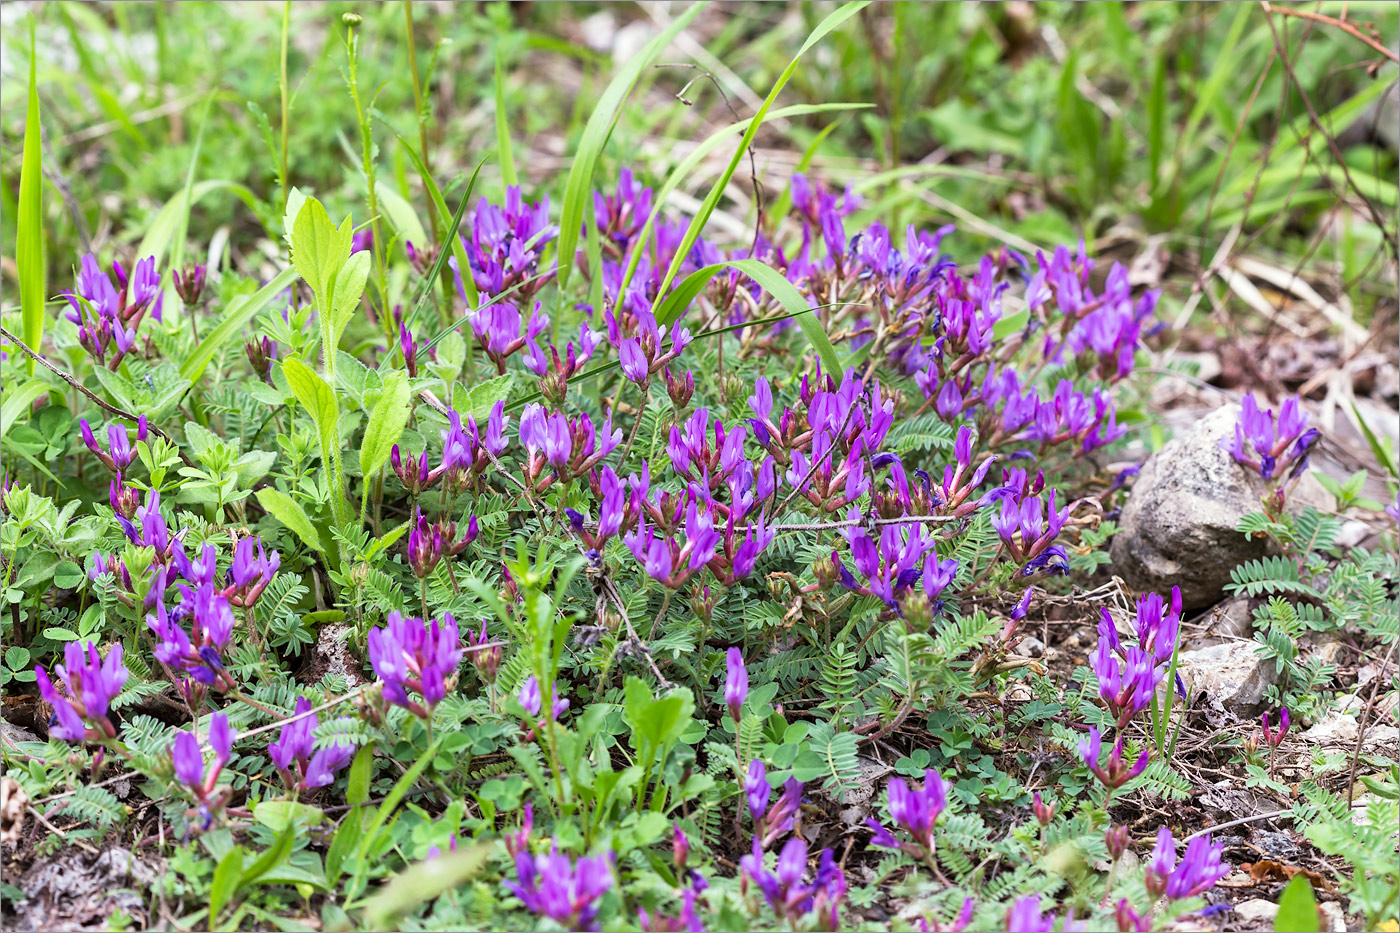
[1,2,1397,931]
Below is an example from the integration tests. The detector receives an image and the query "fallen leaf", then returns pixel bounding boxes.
[1243,859,1338,894]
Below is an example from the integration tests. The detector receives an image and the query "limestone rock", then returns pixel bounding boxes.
[1178,640,1278,716]
[1110,405,1327,609]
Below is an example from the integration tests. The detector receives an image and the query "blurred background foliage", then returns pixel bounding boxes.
[2,1,1396,326]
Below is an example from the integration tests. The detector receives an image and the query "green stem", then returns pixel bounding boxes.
[345,18,392,348]
[279,2,291,217]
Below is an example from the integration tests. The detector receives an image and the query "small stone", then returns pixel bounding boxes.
[1319,901,1346,932]
[1178,641,1279,715]
[1110,405,1328,609]
[1203,595,1255,639]
[1233,899,1279,922]
[1335,519,1373,550]
[1300,707,1400,751]
[1013,636,1045,658]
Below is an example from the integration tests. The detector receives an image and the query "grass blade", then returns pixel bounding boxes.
[391,130,481,312]
[554,2,706,292]
[180,267,300,383]
[616,101,869,300]
[655,259,842,376]
[17,26,45,375]
[495,47,518,188]
[649,1,868,308]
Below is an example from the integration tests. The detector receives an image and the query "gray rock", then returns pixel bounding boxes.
[1110,405,1328,609]
[1178,640,1279,716]
[1233,899,1279,923]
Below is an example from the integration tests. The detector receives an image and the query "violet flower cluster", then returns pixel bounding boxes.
[740,835,847,930]
[367,611,464,718]
[866,768,951,860]
[1223,394,1320,510]
[267,696,354,792]
[1091,586,1180,728]
[35,641,129,742]
[506,847,614,932]
[64,253,162,368]
[171,712,235,826]
[1143,827,1229,900]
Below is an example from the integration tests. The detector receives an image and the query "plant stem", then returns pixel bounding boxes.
[345,16,392,348]
[279,2,291,217]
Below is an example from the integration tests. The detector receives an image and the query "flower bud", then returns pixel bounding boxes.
[173,264,207,305]
[342,12,362,27]
[1105,823,1128,860]
[813,555,838,591]
[672,821,689,871]
[665,366,694,409]
[1032,792,1055,827]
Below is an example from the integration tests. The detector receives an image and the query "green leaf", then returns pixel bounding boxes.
[252,801,324,833]
[291,196,353,307]
[372,183,427,251]
[17,25,45,376]
[330,249,372,346]
[360,370,410,481]
[240,827,296,887]
[364,844,491,930]
[1273,875,1321,933]
[181,267,300,384]
[2,379,51,438]
[282,357,339,456]
[461,372,514,421]
[254,488,324,555]
[349,741,438,897]
[555,2,706,292]
[650,1,867,305]
[655,259,841,376]
[209,845,245,925]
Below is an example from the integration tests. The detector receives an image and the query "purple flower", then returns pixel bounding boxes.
[173,263,207,305]
[1004,896,1083,933]
[225,536,279,607]
[745,759,770,821]
[724,648,748,722]
[147,583,237,690]
[35,642,129,741]
[1224,394,1316,482]
[619,338,650,384]
[172,712,235,804]
[1143,827,1229,900]
[367,612,464,717]
[506,848,614,932]
[1091,638,1163,728]
[1078,726,1150,790]
[883,769,948,850]
[467,621,502,684]
[1132,586,1181,665]
[79,417,148,475]
[740,835,846,927]
[1260,708,1290,749]
[268,696,353,791]
[1115,899,1149,933]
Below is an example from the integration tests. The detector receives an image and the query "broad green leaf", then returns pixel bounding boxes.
[283,186,308,247]
[255,488,324,554]
[461,372,514,421]
[252,800,324,833]
[651,1,867,305]
[365,844,491,930]
[181,266,300,383]
[1,379,51,438]
[290,196,353,312]
[555,3,705,291]
[282,358,339,450]
[655,259,841,377]
[209,845,245,924]
[1274,875,1320,933]
[330,249,372,345]
[373,183,427,251]
[17,26,44,375]
[360,370,410,480]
